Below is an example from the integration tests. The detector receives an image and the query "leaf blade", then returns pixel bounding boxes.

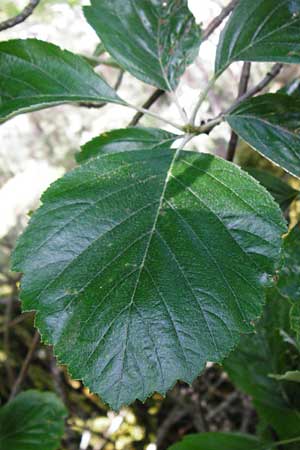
[168,433,271,450]
[215,0,300,75]
[77,127,177,163]
[83,0,201,90]
[224,288,300,441]
[226,94,300,178]
[0,390,67,450]
[0,39,123,123]
[12,148,285,410]
[245,168,299,211]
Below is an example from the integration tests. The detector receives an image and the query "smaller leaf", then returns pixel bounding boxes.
[226,94,300,178]
[0,390,67,450]
[245,168,299,211]
[0,39,123,123]
[270,371,300,383]
[224,288,300,442]
[215,0,300,75]
[83,0,201,90]
[168,433,271,450]
[278,223,300,301]
[77,127,177,163]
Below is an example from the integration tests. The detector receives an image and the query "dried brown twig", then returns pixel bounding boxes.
[0,0,40,32]
[227,62,252,161]
[202,0,239,42]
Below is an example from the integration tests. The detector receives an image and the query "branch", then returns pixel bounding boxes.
[128,88,165,126]
[202,0,239,41]
[227,62,251,161]
[9,330,40,400]
[226,63,283,114]
[0,0,40,32]
[206,391,240,420]
[4,294,14,388]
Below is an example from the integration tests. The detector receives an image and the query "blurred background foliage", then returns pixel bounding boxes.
[0,1,300,449]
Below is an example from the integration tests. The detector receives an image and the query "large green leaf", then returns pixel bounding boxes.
[12,147,285,410]
[215,0,300,75]
[278,223,300,301]
[77,127,177,163]
[245,168,299,211]
[83,0,201,90]
[0,390,67,450]
[224,289,300,441]
[0,39,123,123]
[168,433,271,450]
[226,94,300,178]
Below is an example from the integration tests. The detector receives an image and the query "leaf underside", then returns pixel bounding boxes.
[83,0,201,90]
[12,147,285,410]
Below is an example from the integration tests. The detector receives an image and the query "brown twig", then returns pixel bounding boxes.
[206,391,240,420]
[128,88,165,126]
[0,0,40,32]
[227,62,251,161]
[225,63,283,116]
[9,330,40,400]
[202,0,239,41]
[156,406,188,450]
[4,295,14,388]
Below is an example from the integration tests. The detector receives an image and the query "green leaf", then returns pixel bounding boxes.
[278,223,300,301]
[83,0,201,90]
[168,433,271,450]
[0,390,67,450]
[291,303,300,339]
[76,127,177,163]
[245,168,299,211]
[12,148,285,410]
[224,289,300,441]
[215,0,300,75]
[270,371,300,383]
[226,94,300,178]
[0,39,123,123]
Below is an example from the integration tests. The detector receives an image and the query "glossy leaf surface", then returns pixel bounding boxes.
[12,147,285,410]
[226,94,300,178]
[77,127,177,163]
[245,168,299,211]
[0,390,67,450]
[168,433,270,450]
[0,39,123,123]
[216,0,300,74]
[84,0,201,90]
